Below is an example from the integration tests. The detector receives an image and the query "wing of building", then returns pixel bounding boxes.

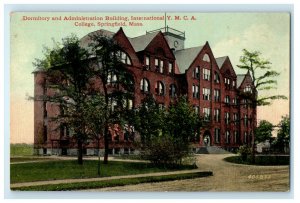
[33,26,256,155]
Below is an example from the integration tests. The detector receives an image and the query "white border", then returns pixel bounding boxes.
[2,1,298,201]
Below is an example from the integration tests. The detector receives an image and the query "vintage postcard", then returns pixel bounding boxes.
[10,11,290,193]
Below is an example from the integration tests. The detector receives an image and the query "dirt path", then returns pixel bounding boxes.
[85,154,289,192]
[11,154,289,191]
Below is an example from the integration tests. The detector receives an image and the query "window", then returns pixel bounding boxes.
[107,71,117,86]
[214,109,220,122]
[225,131,230,144]
[214,72,220,83]
[140,78,150,93]
[244,132,248,144]
[244,115,248,127]
[224,78,230,89]
[232,97,237,105]
[123,98,133,110]
[193,66,200,79]
[215,128,220,143]
[203,68,211,81]
[192,85,200,98]
[145,56,150,67]
[169,84,177,98]
[203,53,210,62]
[168,62,173,74]
[203,108,211,121]
[158,103,165,110]
[244,85,252,93]
[155,81,164,95]
[119,51,131,65]
[225,95,230,104]
[232,80,236,88]
[194,106,199,114]
[234,131,238,144]
[225,112,230,124]
[155,58,164,73]
[214,89,220,102]
[233,113,238,125]
[108,97,118,112]
[203,88,211,100]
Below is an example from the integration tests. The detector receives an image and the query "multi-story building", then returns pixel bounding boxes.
[33,27,256,155]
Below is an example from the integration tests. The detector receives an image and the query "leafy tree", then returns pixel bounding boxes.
[237,49,287,162]
[88,33,134,164]
[273,115,290,153]
[133,95,165,145]
[33,34,92,165]
[255,120,274,143]
[135,96,201,166]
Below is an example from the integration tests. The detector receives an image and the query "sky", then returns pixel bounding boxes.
[10,12,290,144]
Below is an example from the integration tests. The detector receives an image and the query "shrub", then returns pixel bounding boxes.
[238,145,251,161]
[141,135,194,168]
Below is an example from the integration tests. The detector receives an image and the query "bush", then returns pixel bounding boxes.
[141,135,194,168]
[238,145,251,161]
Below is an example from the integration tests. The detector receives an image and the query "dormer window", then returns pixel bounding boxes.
[203,53,210,62]
[244,85,252,93]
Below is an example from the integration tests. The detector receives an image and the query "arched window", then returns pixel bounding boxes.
[140,78,150,93]
[155,81,164,95]
[203,53,210,62]
[169,84,177,97]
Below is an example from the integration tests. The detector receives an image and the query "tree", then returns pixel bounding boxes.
[33,34,93,165]
[237,49,287,162]
[88,33,134,164]
[133,95,165,145]
[255,120,274,143]
[135,96,202,166]
[273,115,290,153]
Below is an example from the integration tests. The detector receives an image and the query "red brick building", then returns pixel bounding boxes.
[33,27,256,155]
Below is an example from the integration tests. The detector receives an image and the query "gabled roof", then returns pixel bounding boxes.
[215,56,227,69]
[174,46,204,74]
[128,31,159,52]
[237,74,246,87]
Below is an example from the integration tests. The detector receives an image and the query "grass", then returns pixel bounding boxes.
[10,157,53,163]
[10,143,34,156]
[224,155,290,166]
[10,160,197,184]
[12,171,213,191]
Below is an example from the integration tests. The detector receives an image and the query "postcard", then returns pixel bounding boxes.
[10,11,290,192]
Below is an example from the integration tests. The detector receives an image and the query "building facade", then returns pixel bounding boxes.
[33,27,256,155]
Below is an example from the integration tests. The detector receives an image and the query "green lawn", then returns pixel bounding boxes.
[10,157,53,163]
[11,160,196,183]
[13,171,212,191]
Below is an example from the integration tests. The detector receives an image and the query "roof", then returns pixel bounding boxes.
[236,74,246,87]
[79,29,115,48]
[128,31,159,52]
[215,56,227,68]
[174,46,204,73]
